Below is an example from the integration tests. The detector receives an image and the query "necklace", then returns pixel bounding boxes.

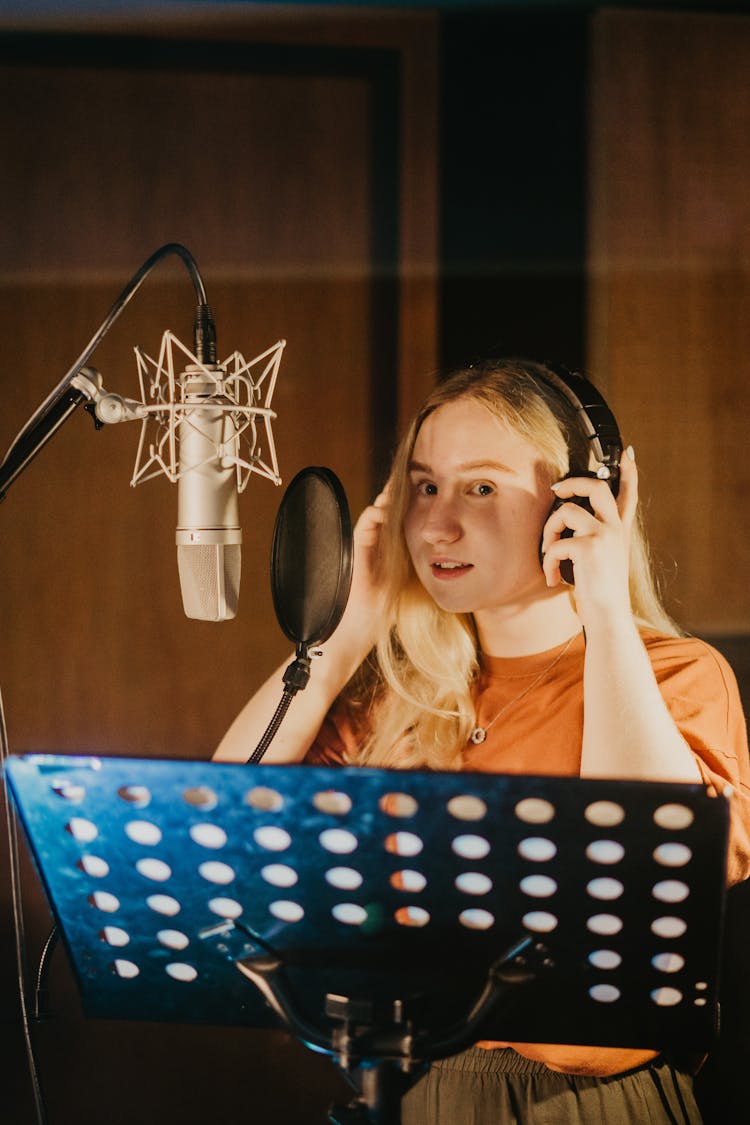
[468,634,578,745]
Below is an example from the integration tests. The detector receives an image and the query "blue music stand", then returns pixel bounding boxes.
[4,753,729,1123]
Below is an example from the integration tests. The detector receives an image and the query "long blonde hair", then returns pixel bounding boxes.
[345,359,678,771]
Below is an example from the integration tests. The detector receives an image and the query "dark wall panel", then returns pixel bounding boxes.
[439,11,588,372]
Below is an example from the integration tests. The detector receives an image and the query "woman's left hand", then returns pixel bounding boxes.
[540,447,638,628]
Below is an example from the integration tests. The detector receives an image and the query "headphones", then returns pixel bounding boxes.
[534,363,623,585]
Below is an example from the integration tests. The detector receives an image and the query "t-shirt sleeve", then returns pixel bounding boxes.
[304,702,360,767]
[647,634,750,885]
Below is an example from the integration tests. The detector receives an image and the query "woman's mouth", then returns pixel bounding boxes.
[430,560,473,579]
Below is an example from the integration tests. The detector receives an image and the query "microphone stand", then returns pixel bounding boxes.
[0,375,97,501]
[0,243,214,1125]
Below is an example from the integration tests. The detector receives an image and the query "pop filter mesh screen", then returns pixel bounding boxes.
[271,467,352,647]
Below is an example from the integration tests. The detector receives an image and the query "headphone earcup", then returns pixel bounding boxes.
[532,363,622,589]
[539,477,598,587]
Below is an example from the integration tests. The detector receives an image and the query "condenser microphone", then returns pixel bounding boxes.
[0,244,283,623]
[176,305,241,622]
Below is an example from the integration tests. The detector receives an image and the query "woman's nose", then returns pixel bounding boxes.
[421,497,462,544]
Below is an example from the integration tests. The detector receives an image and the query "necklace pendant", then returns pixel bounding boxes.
[469,727,487,745]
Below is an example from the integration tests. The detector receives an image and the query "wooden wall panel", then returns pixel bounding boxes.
[587,9,750,633]
[0,61,375,759]
[0,16,438,1122]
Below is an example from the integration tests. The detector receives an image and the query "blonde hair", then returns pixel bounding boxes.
[344,359,678,771]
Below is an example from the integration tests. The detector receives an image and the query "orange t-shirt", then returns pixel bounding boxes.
[305,630,750,1075]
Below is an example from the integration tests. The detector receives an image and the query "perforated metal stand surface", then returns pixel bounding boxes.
[5,754,730,1123]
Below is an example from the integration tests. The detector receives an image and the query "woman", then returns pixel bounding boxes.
[216,359,750,1123]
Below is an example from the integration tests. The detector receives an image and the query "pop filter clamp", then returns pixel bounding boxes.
[248,466,354,764]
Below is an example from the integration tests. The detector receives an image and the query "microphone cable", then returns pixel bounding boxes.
[0,689,49,1125]
[0,242,211,500]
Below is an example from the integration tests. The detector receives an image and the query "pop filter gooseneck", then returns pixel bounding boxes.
[248,467,353,764]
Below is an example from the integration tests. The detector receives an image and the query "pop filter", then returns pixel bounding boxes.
[270,466,353,648]
[248,467,353,765]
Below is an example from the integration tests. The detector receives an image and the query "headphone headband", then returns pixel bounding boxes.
[537,363,623,493]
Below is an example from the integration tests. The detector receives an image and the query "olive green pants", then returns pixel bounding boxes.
[399,1047,701,1124]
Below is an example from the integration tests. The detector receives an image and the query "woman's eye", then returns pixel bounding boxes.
[415,480,437,496]
[472,483,494,496]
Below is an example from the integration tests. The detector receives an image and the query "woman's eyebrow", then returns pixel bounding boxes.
[457,459,515,473]
[408,459,514,474]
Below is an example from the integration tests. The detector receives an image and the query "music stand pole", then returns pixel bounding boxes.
[237,935,548,1124]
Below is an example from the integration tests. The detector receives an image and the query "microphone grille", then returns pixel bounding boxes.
[177,543,241,621]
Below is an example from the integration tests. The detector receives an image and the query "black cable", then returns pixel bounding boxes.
[1,242,208,474]
[34,925,60,1022]
[0,688,49,1124]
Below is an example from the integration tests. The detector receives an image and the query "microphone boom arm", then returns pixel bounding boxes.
[0,373,96,501]
[0,244,214,503]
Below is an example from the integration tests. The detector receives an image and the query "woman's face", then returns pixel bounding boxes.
[403,397,556,619]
